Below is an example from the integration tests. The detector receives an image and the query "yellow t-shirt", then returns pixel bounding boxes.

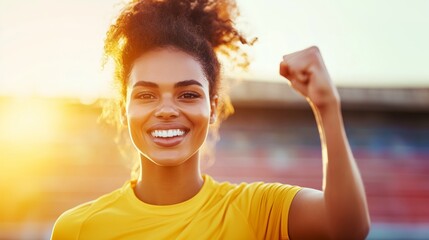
[51,175,301,240]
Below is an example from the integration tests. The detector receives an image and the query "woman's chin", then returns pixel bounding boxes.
[143,152,194,167]
[151,158,187,167]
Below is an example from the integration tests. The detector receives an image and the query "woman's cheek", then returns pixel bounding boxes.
[128,103,152,120]
[183,102,210,121]
[127,105,151,141]
[187,108,211,139]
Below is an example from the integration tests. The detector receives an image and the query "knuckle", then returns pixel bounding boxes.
[308,46,320,53]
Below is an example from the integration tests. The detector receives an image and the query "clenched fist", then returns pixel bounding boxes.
[279,46,340,111]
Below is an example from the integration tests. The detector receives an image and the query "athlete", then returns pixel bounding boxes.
[51,0,370,239]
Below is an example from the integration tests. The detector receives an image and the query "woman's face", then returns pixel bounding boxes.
[126,48,216,166]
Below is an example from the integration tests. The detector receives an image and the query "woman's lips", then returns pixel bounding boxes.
[146,124,190,147]
[150,132,187,147]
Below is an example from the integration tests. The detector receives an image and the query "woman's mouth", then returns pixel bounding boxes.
[148,128,188,147]
[150,129,186,138]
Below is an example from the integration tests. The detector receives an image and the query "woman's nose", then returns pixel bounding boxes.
[154,101,179,119]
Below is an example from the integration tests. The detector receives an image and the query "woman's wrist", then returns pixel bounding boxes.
[309,95,341,120]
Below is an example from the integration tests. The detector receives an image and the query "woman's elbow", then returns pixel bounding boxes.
[358,217,371,239]
[330,216,371,240]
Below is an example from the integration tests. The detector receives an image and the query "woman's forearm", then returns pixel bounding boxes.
[312,100,370,238]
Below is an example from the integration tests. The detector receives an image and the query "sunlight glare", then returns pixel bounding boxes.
[0,98,60,143]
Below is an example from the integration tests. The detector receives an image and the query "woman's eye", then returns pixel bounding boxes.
[179,92,200,99]
[136,93,155,99]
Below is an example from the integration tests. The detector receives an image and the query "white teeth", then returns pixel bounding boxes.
[151,129,185,138]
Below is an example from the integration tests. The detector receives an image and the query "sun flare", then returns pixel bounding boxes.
[0,98,61,143]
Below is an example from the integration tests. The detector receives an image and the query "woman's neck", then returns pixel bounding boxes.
[133,155,204,205]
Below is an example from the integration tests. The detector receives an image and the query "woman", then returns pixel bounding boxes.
[51,0,370,239]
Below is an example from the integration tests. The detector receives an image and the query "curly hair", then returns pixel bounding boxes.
[101,0,254,176]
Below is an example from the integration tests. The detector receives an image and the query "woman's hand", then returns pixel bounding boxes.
[279,46,340,111]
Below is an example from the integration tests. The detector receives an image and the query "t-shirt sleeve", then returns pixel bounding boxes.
[238,182,301,240]
[50,202,92,240]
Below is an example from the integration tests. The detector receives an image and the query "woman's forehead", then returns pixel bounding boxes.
[129,48,209,88]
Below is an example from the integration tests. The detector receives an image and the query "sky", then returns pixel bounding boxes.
[1,0,428,99]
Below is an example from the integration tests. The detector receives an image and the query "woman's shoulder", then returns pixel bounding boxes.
[50,181,129,239]
[209,176,301,202]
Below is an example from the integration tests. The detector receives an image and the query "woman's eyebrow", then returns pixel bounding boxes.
[174,79,203,88]
[132,79,203,89]
[132,81,158,88]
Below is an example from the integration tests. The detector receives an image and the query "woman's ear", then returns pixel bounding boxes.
[210,95,218,124]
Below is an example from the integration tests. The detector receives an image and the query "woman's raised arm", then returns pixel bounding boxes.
[279,46,370,239]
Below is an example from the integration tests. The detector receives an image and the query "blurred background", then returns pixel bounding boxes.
[1,0,428,239]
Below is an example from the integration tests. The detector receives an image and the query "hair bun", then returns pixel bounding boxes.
[122,0,254,66]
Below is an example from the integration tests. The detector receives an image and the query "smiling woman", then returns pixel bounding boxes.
[126,49,213,168]
[51,0,369,239]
